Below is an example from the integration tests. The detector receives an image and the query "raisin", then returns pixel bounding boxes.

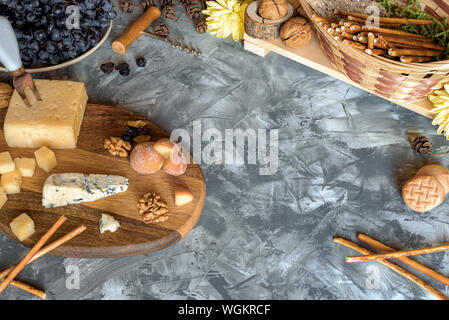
[116,62,130,71]
[136,56,147,67]
[100,62,115,74]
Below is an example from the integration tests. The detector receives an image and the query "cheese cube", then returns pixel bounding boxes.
[3,79,88,149]
[34,146,57,172]
[1,169,22,194]
[10,213,35,241]
[0,152,15,174]
[174,185,194,207]
[0,187,7,209]
[14,158,36,177]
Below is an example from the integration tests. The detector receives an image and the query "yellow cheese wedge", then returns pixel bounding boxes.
[35,146,57,172]
[1,169,22,194]
[4,79,88,149]
[174,185,194,207]
[14,157,36,177]
[0,187,7,209]
[10,213,35,242]
[0,151,15,174]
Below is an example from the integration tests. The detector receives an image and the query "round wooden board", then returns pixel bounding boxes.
[0,104,206,258]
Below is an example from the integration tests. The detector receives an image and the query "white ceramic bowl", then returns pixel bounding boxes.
[0,21,112,74]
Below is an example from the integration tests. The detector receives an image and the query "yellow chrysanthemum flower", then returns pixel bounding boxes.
[429,84,449,139]
[202,0,251,40]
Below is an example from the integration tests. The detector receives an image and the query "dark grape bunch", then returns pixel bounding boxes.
[0,0,116,67]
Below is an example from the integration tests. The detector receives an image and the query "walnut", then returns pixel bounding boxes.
[104,137,132,157]
[280,17,313,49]
[186,3,201,20]
[296,4,307,18]
[138,193,169,224]
[162,5,176,19]
[258,0,288,20]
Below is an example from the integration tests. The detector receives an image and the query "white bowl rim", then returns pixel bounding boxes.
[0,21,113,74]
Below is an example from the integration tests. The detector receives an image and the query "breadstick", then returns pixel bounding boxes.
[373,38,389,49]
[341,31,354,40]
[6,279,46,299]
[357,35,368,43]
[311,14,330,23]
[367,33,375,49]
[346,243,449,263]
[349,24,362,33]
[358,234,449,288]
[361,26,432,39]
[400,56,433,63]
[343,39,366,50]
[365,48,387,56]
[378,34,445,50]
[0,225,86,281]
[347,16,401,28]
[388,48,442,57]
[0,216,67,295]
[335,10,434,25]
[333,237,448,300]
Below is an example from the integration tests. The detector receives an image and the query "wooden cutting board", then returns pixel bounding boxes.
[0,104,206,258]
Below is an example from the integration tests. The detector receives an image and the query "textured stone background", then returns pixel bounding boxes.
[1,5,449,300]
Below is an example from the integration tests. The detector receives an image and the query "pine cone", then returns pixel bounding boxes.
[162,4,176,19]
[153,22,170,37]
[161,0,174,6]
[119,0,135,13]
[412,136,432,154]
[186,3,201,20]
[140,0,155,10]
[179,0,191,5]
[195,19,207,34]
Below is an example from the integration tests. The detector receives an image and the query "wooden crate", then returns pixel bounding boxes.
[243,32,435,119]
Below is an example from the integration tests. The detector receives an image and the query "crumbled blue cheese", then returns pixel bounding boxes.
[99,214,120,234]
[42,173,128,208]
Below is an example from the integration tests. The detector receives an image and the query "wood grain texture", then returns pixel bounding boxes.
[0,104,206,258]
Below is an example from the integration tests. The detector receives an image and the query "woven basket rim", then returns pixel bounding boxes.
[299,0,449,72]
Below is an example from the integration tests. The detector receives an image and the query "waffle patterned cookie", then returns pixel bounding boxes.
[402,175,445,213]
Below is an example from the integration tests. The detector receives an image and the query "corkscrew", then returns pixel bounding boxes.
[141,31,202,56]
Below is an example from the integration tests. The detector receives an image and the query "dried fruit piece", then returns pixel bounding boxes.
[128,120,147,128]
[136,56,147,68]
[133,135,151,143]
[100,62,115,74]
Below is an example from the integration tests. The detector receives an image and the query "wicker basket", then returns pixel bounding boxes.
[299,0,449,102]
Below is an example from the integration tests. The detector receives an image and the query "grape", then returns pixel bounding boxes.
[0,0,115,67]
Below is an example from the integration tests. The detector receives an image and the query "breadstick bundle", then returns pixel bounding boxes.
[402,165,449,212]
[311,9,446,63]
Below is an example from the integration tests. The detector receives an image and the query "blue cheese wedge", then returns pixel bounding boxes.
[42,173,128,208]
[99,214,120,234]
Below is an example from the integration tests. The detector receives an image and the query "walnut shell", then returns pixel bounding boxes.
[280,17,313,49]
[258,0,288,20]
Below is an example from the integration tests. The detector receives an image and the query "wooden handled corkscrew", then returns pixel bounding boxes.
[112,6,161,54]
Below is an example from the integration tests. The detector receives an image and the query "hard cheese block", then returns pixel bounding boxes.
[42,173,129,208]
[4,79,88,149]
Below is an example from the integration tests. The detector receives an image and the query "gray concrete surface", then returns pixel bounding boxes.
[1,6,449,300]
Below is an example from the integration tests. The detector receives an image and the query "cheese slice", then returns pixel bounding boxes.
[4,79,88,149]
[42,173,129,208]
